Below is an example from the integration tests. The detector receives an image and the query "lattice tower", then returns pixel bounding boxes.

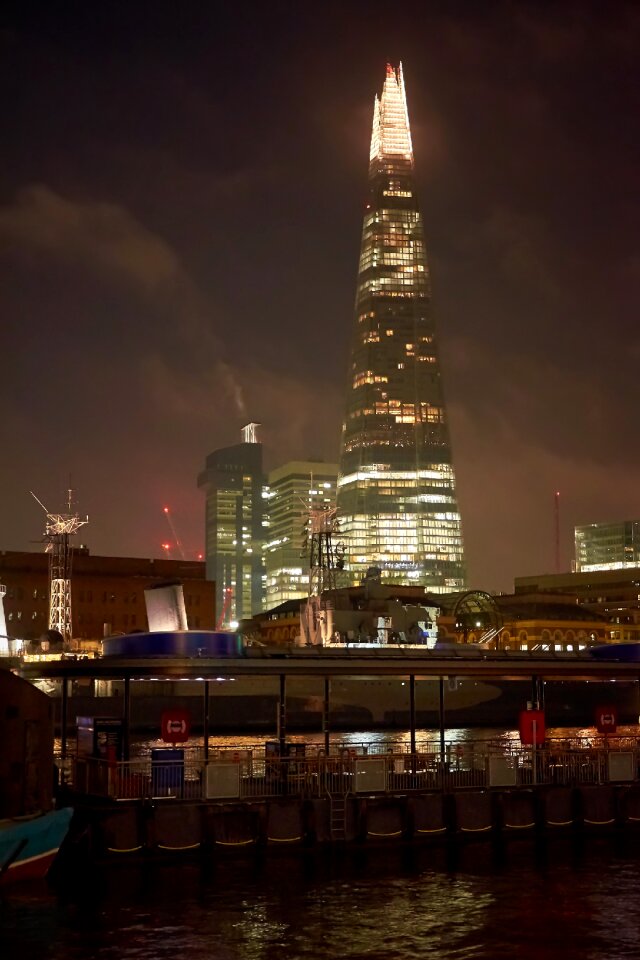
[300,508,345,645]
[32,491,88,642]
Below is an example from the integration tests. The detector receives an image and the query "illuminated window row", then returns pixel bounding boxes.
[353,370,389,388]
[339,468,455,485]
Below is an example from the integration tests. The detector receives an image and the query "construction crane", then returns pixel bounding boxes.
[31,489,88,644]
[216,586,234,630]
[162,506,185,560]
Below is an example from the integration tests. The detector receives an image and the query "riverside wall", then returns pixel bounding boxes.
[62,783,640,866]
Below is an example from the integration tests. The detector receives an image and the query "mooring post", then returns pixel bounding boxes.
[323,676,330,755]
[203,679,210,761]
[278,673,286,756]
[123,676,131,762]
[438,677,446,759]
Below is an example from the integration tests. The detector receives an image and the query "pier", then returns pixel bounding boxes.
[59,735,640,855]
[17,644,640,858]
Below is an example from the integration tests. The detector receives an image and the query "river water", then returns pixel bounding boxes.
[3,838,640,959]
[126,722,639,759]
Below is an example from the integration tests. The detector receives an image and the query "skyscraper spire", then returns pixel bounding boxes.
[370,63,413,163]
[337,63,466,593]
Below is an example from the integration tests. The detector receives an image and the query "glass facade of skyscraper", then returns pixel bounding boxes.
[575,521,640,572]
[197,431,266,624]
[337,64,465,592]
[263,460,338,608]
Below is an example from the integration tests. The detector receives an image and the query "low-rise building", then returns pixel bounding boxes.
[0,550,215,646]
[514,569,640,643]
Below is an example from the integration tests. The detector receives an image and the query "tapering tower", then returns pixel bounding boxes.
[337,63,465,593]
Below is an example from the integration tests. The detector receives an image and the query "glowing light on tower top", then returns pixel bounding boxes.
[369,62,413,163]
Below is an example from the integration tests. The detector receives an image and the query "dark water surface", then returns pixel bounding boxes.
[3,838,640,959]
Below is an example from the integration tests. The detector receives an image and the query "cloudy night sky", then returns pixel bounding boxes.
[0,1,637,591]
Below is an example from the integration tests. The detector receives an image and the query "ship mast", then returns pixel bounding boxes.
[300,507,344,646]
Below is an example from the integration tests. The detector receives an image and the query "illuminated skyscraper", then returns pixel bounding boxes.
[337,64,465,592]
[263,460,339,608]
[198,425,266,623]
[575,520,640,572]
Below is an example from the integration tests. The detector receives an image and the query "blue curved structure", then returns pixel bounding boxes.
[102,630,243,658]
[590,643,640,662]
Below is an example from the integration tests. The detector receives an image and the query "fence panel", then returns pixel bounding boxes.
[61,743,640,802]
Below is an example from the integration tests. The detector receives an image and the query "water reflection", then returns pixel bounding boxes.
[4,843,640,959]
[53,723,640,761]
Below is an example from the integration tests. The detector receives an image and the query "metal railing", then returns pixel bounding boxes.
[62,741,640,802]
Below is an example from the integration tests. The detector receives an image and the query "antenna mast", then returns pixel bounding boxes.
[31,490,88,643]
[300,507,345,645]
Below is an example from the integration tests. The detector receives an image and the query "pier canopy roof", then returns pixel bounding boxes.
[15,642,640,683]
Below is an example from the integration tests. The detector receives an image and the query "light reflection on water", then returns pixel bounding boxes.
[54,724,640,761]
[113,723,640,755]
[3,841,640,959]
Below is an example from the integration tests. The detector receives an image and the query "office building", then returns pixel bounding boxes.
[263,460,339,608]
[337,63,465,592]
[575,520,640,572]
[197,424,266,623]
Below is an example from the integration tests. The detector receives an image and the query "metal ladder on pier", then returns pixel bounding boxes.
[328,792,349,841]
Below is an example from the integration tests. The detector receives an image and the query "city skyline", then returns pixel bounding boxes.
[0,3,637,592]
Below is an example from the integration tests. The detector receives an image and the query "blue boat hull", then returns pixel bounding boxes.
[0,807,73,883]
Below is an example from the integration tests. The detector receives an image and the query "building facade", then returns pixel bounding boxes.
[515,569,640,643]
[198,426,266,623]
[438,590,611,651]
[0,550,215,645]
[337,63,465,593]
[575,520,640,572]
[263,460,339,608]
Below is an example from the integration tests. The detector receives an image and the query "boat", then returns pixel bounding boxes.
[0,807,73,884]
[0,668,74,885]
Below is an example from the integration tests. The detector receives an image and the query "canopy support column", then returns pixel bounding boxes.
[203,680,210,761]
[278,674,286,756]
[323,677,330,754]
[123,676,131,762]
[409,675,416,756]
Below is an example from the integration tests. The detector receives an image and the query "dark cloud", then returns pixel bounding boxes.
[0,1,638,589]
[0,184,185,295]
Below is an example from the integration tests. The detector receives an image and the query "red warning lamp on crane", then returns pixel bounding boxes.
[162,506,185,560]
